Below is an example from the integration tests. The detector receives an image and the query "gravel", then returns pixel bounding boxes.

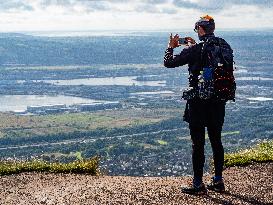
[0,162,272,205]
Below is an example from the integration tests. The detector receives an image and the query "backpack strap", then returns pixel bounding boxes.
[200,38,210,68]
[217,37,230,65]
[202,37,233,67]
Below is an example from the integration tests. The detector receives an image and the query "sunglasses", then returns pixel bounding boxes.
[194,25,199,33]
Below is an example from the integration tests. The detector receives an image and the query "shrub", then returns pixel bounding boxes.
[0,156,99,176]
[224,140,273,167]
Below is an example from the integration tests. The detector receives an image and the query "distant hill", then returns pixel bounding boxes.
[0,32,164,66]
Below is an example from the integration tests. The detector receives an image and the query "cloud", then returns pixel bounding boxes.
[0,0,272,31]
[37,0,111,12]
[0,0,33,11]
[173,0,273,12]
[146,0,169,4]
[134,1,178,14]
[0,0,272,14]
[0,0,175,14]
[160,7,177,14]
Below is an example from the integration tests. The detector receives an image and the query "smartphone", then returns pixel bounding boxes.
[178,37,187,45]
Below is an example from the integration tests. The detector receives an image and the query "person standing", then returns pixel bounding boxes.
[164,15,235,195]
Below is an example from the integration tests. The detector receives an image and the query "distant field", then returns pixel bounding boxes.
[0,108,182,138]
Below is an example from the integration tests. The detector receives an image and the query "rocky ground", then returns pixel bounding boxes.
[0,162,272,205]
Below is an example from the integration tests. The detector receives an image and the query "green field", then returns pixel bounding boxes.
[0,108,181,138]
[157,139,168,145]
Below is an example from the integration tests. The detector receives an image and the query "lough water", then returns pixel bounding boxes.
[0,95,108,112]
[40,76,166,86]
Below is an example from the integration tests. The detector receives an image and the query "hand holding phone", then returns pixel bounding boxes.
[168,33,180,48]
[178,37,187,45]
[178,37,196,46]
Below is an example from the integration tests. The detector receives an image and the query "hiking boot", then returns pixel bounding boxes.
[181,182,207,195]
[207,177,225,193]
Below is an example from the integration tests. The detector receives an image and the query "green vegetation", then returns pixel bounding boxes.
[75,152,83,161]
[224,140,273,167]
[0,157,99,176]
[0,102,271,176]
[157,140,168,145]
[205,131,240,139]
[41,152,83,161]
[0,109,174,138]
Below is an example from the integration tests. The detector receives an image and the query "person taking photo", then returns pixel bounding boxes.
[164,15,236,195]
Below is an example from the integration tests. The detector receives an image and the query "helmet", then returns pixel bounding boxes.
[194,15,215,33]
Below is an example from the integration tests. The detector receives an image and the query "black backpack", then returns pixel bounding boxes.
[198,37,236,101]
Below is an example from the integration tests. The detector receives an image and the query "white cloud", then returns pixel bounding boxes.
[0,0,33,12]
[174,0,273,12]
[0,0,272,31]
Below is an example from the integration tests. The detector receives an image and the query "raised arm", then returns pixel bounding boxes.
[164,34,195,68]
[164,47,191,68]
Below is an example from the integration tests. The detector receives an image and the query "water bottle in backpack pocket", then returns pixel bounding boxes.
[198,68,214,99]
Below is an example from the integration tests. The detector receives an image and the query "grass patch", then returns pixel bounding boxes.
[41,151,83,159]
[0,109,171,138]
[224,140,273,167]
[0,157,99,176]
[157,140,168,145]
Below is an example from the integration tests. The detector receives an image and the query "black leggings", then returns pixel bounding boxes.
[189,124,224,181]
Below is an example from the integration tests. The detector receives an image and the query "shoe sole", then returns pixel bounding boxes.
[182,190,208,195]
[207,187,225,193]
[196,191,208,195]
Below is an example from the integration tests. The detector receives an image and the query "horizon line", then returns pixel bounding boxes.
[0,27,273,33]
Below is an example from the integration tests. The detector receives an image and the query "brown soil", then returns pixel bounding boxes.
[0,163,272,205]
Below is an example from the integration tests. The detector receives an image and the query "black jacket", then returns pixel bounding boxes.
[163,34,215,87]
[163,34,226,127]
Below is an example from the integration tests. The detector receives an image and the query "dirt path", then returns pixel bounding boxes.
[0,163,272,205]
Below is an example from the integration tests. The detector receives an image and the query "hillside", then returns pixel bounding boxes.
[0,162,272,205]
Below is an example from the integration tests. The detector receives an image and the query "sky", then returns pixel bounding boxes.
[0,0,272,32]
